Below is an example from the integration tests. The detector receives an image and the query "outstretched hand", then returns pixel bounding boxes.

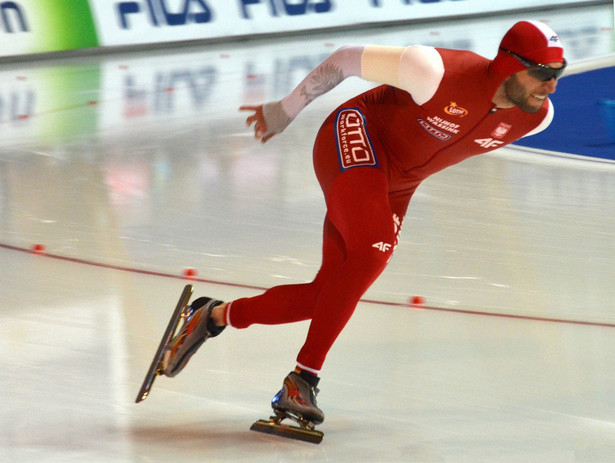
[239,105,277,143]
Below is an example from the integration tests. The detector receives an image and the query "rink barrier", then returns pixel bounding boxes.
[0,0,608,59]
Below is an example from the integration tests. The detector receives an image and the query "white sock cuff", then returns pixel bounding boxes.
[296,362,320,376]
[225,301,233,328]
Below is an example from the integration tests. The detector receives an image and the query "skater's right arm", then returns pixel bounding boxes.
[240,44,444,143]
[240,45,364,143]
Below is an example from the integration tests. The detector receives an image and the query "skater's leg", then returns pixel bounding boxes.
[295,167,400,373]
[224,215,346,327]
[260,167,402,429]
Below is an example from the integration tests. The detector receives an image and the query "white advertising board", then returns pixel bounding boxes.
[88,0,606,47]
[0,0,608,58]
[2,3,612,147]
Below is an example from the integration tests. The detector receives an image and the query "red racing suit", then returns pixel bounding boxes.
[316,48,551,196]
[228,47,552,374]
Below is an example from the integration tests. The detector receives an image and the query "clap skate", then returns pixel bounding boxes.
[250,371,325,444]
[135,284,225,403]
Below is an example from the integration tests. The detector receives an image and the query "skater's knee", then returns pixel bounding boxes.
[345,240,393,274]
[348,226,397,264]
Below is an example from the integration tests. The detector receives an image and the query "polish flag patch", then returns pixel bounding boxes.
[491,122,512,140]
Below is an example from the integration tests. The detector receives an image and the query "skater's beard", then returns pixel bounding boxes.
[504,74,547,114]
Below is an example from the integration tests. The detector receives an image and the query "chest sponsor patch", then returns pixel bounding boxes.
[417,118,452,141]
[444,102,469,118]
[335,108,378,170]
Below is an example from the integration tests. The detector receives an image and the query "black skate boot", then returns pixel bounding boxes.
[250,371,325,444]
[160,297,225,377]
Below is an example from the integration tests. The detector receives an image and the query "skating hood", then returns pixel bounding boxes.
[489,20,565,84]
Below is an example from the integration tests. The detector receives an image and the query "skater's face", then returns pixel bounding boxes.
[504,63,565,113]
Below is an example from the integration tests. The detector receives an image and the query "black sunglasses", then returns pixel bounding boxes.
[500,47,567,81]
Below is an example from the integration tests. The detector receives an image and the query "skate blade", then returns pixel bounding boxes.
[250,419,323,444]
[135,284,194,403]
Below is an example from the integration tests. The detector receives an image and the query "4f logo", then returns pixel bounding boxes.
[372,214,402,254]
[474,138,504,149]
[372,242,392,253]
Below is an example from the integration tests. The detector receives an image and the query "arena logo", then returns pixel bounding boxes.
[122,65,217,117]
[239,0,332,19]
[116,0,213,29]
[1,1,28,33]
[0,88,35,122]
[369,0,464,6]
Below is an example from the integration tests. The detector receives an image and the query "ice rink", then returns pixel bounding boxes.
[2,4,615,462]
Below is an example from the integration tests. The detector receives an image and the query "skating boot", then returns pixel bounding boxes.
[160,297,225,377]
[250,371,325,443]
